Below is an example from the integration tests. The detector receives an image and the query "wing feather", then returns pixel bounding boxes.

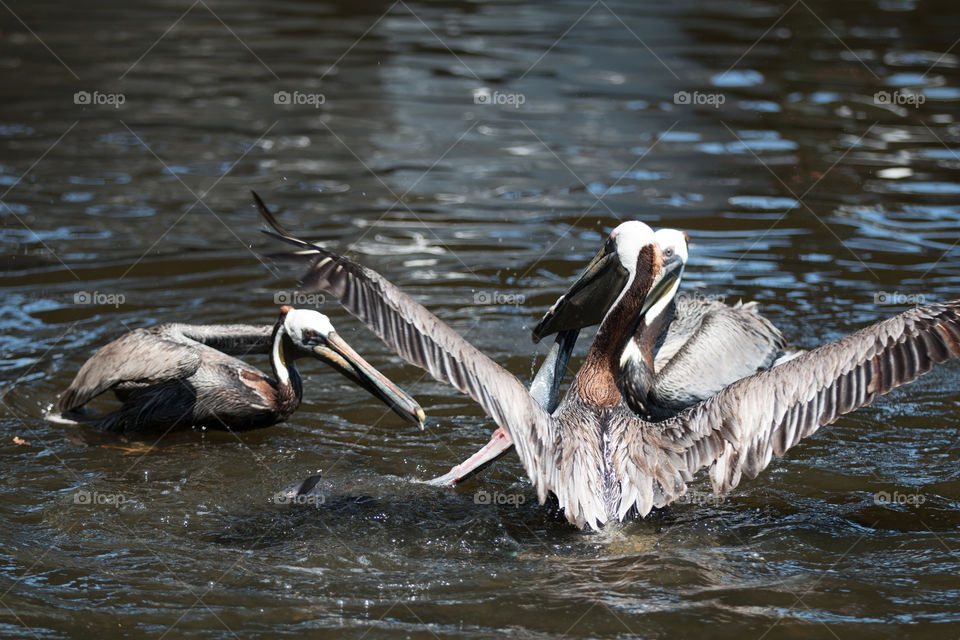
[56,328,202,412]
[253,193,559,494]
[666,301,960,496]
[607,301,960,518]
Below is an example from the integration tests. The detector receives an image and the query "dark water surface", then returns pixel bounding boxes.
[2,0,960,637]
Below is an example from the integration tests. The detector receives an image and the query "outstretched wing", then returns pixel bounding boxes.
[253,192,560,501]
[56,328,203,412]
[614,300,960,516]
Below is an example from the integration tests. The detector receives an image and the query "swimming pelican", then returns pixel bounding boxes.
[49,306,425,433]
[254,193,960,529]
[428,228,798,485]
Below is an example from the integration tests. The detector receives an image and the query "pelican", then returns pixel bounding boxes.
[615,228,799,419]
[428,228,799,485]
[254,193,960,529]
[49,306,425,433]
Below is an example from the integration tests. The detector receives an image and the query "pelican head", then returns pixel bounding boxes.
[532,222,685,342]
[277,306,426,428]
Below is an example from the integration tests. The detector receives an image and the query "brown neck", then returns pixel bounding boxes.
[572,245,658,407]
[274,376,302,417]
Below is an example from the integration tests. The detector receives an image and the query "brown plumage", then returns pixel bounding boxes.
[49,307,425,433]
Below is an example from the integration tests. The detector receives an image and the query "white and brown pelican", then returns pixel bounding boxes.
[428,228,797,485]
[254,193,960,529]
[49,306,425,433]
[616,228,798,420]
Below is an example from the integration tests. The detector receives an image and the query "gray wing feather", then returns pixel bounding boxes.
[658,300,960,499]
[302,254,560,501]
[56,327,203,412]
[253,202,560,500]
[652,299,787,407]
[173,324,273,355]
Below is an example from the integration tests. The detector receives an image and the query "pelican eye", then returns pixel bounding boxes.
[663,247,675,258]
[301,328,322,344]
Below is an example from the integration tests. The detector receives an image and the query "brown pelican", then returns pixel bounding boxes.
[49,306,425,433]
[254,193,960,529]
[617,228,799,420]
[428,228,796,484]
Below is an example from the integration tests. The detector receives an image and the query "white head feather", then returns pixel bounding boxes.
[283,308,336,341]
[272,308,335,385]
[604,221,658,317]
[653,228,689,266]
[610,221,657,276]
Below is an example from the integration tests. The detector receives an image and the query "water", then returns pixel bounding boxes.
[2,0,960,637]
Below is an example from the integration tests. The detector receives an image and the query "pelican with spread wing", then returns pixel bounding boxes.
[428,228,799,485]
[254,192,960,529]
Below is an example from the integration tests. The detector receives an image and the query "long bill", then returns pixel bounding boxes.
[313,332,426,429]
[638,251,685,319]
[532,242,685,343]
[532,242,629,343]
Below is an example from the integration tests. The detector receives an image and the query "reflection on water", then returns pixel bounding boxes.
[1,0,960,637]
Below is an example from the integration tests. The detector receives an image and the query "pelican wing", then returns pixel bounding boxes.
[651,300,788,408]
[56,328,203,412]
[254,196,558,496]
[621,300,960,510]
